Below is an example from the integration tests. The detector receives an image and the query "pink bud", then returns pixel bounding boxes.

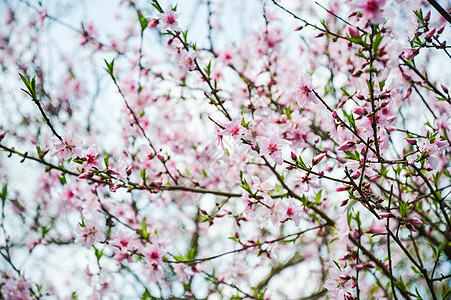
[0,131,6,141]
[340,199,349,207]
[337,141,355,151]
[424,11,431,22]
[152,177,163,186]
[406,138,417,145]
[332,110,338,118]
[441,84,449,94]
[356,264,364,271]
[438,24,445,34]
[157,154,164,161]
[291,151,297,161]
[353,107,367,116]
[409,217,424,225]
[147,18,159,29]
[336,186,349,192]
[126,165,133,175]
[402,49,418,60]
[312,153,326,165]
[365,262,375,268]
[109,183,120,192]
[78,172,91,179]
[425,27,436,41]
[348,26,359,39]
[339,275,351,280]
[386,125,397,132]
[352,171,361,179]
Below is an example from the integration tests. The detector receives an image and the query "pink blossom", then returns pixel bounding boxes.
[257,133,291,165]
[285,200,302,226]
[144,244,165,272]
[1,274,32,300]
[337,140,355,152]
[176,50,196,72]
[75,218,105,249]
[158,7,180,30]
[324,265,353,299]
[221,119,245,140]
[250,176,272,193]
[291,74,318,107]
[292,171,322,192]
[366,218,387,234]
[82,144,100,168]
[355,0,386,24]
[262,195,287,225]
[52,131,83,163]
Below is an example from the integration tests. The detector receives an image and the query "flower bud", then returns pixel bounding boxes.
[353,107,367,115]
[424,11,431,22]
[425,28,436,41]
[406,138,417,145]
[441,84,449,94]
[340,199,349,207]
[348,26,359,39]
[312,153,326,165]
[438,24,445,34]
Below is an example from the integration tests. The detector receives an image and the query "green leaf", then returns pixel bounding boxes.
[205,60,212,76]
[442,285,451,300]
[284,106,292,120]
[437,241,447,258]
[372,33,384,54]
[104,153,110,168]
[59,174,67,185]
[141,168,147,184]
[297,155,307,169]
[137,11,149,34]
[394,276,407,292]
[104,59,115,76]
[19,73,37,99]
[141,288,151,300]
[0,184,7,202]
[151,2,163,13]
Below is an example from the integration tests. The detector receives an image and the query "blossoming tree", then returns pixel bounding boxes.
[0,0,450,299]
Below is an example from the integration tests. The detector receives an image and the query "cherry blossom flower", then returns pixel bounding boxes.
[52,131,83,163]
[354,0,387,24]
[324,264,354,299]
[75,218,105,249]
[285,199,302,226]
[221,119,245,140]
[257,133,291,165]
[1,273,32,300]
[250,176,272,193]
[292,171,322,192]
[176,50,196,72]
[261,194,287,225]
[366,218,387,234]
[158,7,180,30]
[291,73,318,107]
[82,144,100,168]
